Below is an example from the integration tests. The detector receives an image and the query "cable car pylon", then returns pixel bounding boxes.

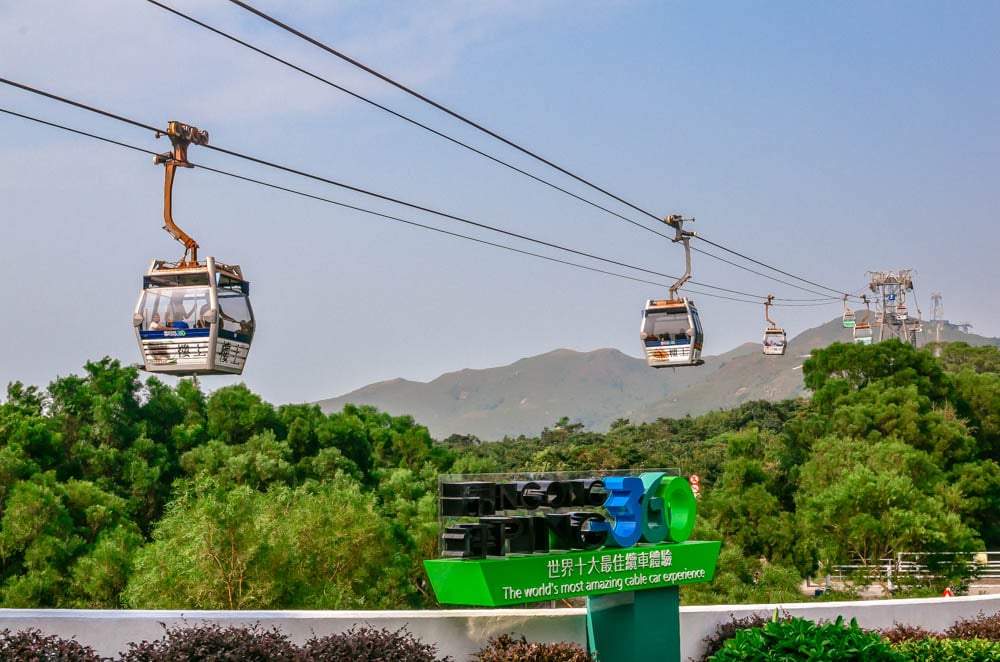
[641,215,705,368]
[131,121,256,376]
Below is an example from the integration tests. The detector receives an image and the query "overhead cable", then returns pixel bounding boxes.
[0,77,847,306]
[142,0,673,242]
[217,0,861,300]
[223,0,666,225]
[1,105,761,301]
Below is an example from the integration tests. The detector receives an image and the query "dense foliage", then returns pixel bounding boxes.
[704,613,1000,662]
[472,633,592,661]
[0,628,104,662]
[708,615,897,661]
[0,340,997,608]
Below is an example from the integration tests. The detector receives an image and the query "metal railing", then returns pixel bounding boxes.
[823,551,1000,590]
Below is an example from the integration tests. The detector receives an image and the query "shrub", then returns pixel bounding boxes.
[119,623,300,661]
[944,611,1000,641]
[708,615,898,661]
[303,626,450,662]
[893,637,1000,661]
[473,634,593,662]
[877,622,941,644]
[0,629,105,662]
[699,611,785,660]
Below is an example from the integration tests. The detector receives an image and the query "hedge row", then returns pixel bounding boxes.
[0,625,593,662]
[703,610,1000,661]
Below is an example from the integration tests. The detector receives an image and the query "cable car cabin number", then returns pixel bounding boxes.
[132,257,255,376]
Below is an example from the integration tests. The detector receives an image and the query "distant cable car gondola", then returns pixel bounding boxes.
[132,121,255,376]
[842,294,856,328]
[762,295,786,356]
[853,295,873,345]
[641,215,704,368]
[853,324,873,345]
[895,304,908,322]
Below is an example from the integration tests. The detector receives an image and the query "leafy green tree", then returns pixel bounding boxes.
[937,342,1000,375]
[699,429,808,573]
[205,384,279,446]
[0,476,141,607]
[796,436,981,593]
[124,475,416,609]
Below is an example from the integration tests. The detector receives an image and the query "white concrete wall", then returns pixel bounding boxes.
[1,594,998,661]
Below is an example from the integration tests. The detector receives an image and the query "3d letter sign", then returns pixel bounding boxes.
[424,471,720,606]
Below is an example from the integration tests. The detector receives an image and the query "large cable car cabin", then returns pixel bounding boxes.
[133,258,254,375]
[641,215,705,368]
[132,120,255,376]
[762,295,787,356]
[642,298,704,367]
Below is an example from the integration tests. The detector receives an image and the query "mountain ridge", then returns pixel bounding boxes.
[317,317,998,440]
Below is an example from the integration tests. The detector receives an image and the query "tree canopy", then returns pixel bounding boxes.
[0,340,997,607]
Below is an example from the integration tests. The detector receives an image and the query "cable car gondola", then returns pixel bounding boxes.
[842,294,856,328]
[134,257,254,375]
[853,323,873,345]
[762,295,786,356]
[853,295,873,345]
[132,121,255,376]
[642,298,704,367]
[641,215,704,368]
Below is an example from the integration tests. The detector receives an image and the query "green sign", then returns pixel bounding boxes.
[424,540,721,606]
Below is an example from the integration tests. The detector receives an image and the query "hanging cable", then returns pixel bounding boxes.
[691,234,847,299]
[690,245,842,301]
[0,76,861,305]
[211,1,867,301]
[144,0,871,303]
[142,0,674,242]
[222,0,667,225]
[1,105,779,303]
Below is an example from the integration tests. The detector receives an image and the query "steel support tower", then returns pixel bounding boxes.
[867,269,918,347]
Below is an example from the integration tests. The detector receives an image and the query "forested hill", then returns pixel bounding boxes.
[317,316,998,440]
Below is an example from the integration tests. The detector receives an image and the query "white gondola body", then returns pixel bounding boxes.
[762,328,787,356]
[853,323,873,345]
[133,257,255,376]
[842,311,856,328]
[641,298,705,368]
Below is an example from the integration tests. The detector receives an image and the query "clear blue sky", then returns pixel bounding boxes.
[2,1,998,406]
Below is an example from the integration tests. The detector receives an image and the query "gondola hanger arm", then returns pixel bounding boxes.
[663,214,696,299]
[765,294,776,328]
[153,120,208,267]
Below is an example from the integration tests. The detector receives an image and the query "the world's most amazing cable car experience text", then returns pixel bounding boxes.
[641,215,705,368]
[132,121,255,375]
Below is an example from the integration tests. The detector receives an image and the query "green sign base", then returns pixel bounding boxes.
[588,586,680,662]
[424,540,720,606]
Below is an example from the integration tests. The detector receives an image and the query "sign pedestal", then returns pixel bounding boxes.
[587,586,680,662]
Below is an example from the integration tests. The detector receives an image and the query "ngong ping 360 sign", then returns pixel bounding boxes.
[423,470,720,606]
